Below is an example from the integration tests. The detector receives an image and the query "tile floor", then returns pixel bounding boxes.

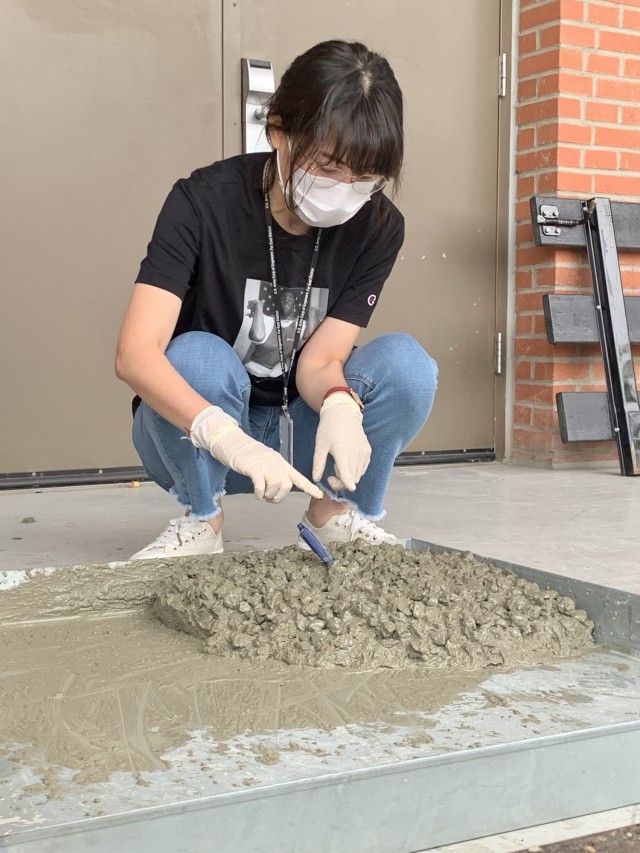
[2,460,639,850]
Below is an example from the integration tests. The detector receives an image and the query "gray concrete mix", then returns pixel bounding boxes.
[154,542,594,669]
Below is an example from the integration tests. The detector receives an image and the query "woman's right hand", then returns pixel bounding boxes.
[189,406,323,503]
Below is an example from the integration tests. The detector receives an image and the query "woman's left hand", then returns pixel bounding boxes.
[312,393,371,491]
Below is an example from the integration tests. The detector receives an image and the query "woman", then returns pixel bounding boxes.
[116,39,438,560]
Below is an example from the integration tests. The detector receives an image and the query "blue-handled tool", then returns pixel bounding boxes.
[297,523,334,564]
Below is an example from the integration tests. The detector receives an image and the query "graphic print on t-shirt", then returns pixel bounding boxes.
[233,279,329,379]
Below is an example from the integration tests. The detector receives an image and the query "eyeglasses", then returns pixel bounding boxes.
[303,161,387,195]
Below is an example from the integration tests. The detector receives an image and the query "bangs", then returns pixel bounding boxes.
[294,92,403,180]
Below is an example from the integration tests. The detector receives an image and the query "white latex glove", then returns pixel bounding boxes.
[312,393,371,492]
[189,406,323,503]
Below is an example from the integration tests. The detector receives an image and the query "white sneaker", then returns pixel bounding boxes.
[129,516,223,560]
[298,510,398,548]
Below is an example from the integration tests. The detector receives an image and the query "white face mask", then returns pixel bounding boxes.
[277,149,376,228]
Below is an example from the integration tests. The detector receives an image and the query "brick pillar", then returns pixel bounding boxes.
[514,0,640,467]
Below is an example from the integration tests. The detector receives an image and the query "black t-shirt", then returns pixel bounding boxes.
[135,152,404,407]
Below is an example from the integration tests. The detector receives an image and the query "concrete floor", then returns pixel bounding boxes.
[2,460,640,851]
[2,461,639,590]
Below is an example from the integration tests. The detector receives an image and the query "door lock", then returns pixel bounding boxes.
[241,59,275,154]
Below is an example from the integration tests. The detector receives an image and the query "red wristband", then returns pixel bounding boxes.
[322,386,364,411]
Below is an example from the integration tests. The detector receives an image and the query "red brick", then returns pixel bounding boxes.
[516,199,534,223]
[574,343,601,359]
[538,171,559,193]
[586,53,621,76]
[541,23,596,48]
[593,173,640,195]
[519,97,582,125]
[517,245,555,267]
[534,362,556,381]
[539,23,562,48]
[580,384,610,394]
[536,123,560,146]
[534,267,559,288]
[516,269,533,290]
[618,252,640,266]
[554,382,583,396]
[622,269,640,289]
[518,127,536,150]
[520,1,562,31]
[552,248,586,265]
[620,151,640,171]
[517,175,536,199]
[518,78,539,101]
[517,148,558,172]
[534,314,549,336]
[585,101,620,123]
[533,407,557,429]
[594,126,640,149]
[520,31,538,55]
[597,78,640,102]
[560,0,587,23]
[537,121,592,145]
[584,149,618,169]
[516,315,534,336]
[514,384,557,406]
[555,171,594,193]
[511,428,559,450]
[539,71,593,96]
[516,293,554,315]
[621,105,640,124]
[557,145,583,167]
[553,361,592,381]
[624,57,640,79]
[558,46,586,70]
[536,265,590,287]
[623,7,640,29]
[514,339,556,358]
[514,402,533,424]
[587,3,620,26]
[554,246,588,266]
[520,50,561,79]
[599,30,640,55]
[516,222,535,244]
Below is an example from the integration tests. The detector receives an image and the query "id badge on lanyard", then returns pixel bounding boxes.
[263,167,321,464]
[279,411,294,465]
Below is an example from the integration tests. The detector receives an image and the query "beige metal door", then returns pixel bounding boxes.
[2,0,502,480]
[224,0,502,455]
[1,0,223,479]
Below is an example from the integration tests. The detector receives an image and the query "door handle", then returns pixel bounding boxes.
[241,58,275,154]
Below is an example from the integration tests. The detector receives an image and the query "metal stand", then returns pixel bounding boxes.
[531,195,640,476]
[582,199,640,475]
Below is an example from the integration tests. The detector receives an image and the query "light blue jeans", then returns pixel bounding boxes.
[132,332,438,521]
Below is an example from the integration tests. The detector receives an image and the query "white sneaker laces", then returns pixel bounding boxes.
[341,512,395,543]
[143,516,205,551]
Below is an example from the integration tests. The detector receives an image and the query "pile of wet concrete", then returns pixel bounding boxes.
[152,542,595,670]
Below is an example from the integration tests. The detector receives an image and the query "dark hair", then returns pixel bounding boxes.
[266,40,404,200]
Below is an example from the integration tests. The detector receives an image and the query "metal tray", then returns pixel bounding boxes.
[2,539,640,853]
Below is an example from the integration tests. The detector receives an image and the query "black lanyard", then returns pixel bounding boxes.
[263,168,322,416]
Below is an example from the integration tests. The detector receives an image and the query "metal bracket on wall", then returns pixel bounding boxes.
[530,195,640,476]
[536,203,585,238]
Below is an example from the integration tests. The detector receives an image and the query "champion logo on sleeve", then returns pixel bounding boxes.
[367,294,377,307]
